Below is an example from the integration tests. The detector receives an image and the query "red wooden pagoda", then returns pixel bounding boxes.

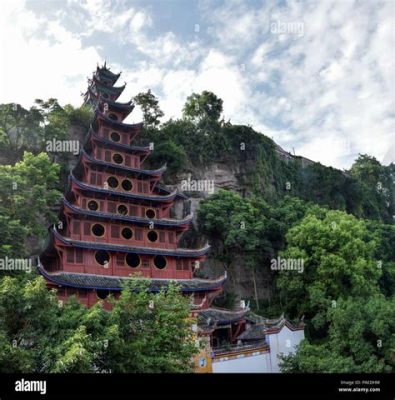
[39,63,231,315]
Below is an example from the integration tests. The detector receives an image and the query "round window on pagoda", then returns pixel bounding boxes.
[107,176,119,188]
[113,153,123,164]
[92,223,105,237]
[125,253,140,268]
[147,230,158,243]
[145,208,156,219]
[110,132,121,142]
[95,250,110,266]
[121,179,133,191]
[87,200,99,211]
[109,113,118,121]
[153,255,167,269]
[97,289,110,300]
[121,227,133,240]
[103,93,109,99]
[117,204,128,215]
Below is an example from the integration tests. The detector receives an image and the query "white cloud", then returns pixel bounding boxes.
[0,0,101,107]
[0,0,393,169]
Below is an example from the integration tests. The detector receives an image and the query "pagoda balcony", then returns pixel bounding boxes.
[52,227,210,258]
[72,194,172,219]
[78,169,160,197]
[90,144,143,169]
[88,126,150,154]
[47,231,209,279]
[81,149,166,178]
[95,110,144,134]
[38,261,227,294]
[64,217,180,249]
[85,87,118,105]
[63,198,192,228]
[97,99,134,121]
[70,174,178,204]
[55,248,195,280]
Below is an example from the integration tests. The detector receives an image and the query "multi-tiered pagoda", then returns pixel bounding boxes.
[39,63,304,373]
[39,63,227,309]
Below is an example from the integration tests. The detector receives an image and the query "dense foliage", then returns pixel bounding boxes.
[0,91,393,373]
[0,152,61,257]
[0,276,197,373]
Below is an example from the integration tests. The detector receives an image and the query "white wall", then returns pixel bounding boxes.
[267,326,305,373]
[212,352,271,373]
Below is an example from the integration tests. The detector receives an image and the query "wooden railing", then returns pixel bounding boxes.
[213,340,269,356]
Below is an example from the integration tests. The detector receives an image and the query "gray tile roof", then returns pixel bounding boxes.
[39,265,226,293]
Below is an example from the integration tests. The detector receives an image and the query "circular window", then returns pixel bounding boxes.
[117,204,128,215]
[95,250,110,266]
[145,208,156,219]
[108,113,118,121]
[153,255,167,269]
[107,176,118,188]
[97,289,110,300]
[121,227,133,240]
[121,179,133,191]
[126,253,140,268]
[87,200,99,211]
[112,153,123,164]
[110,132,121,142]
[92,223,105,237]
[147,230,158,242]
[102,93,109,99]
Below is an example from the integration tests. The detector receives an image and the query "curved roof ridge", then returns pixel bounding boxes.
[62,197,193,226]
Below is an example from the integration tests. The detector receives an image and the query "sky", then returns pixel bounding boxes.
[0,0,394,169]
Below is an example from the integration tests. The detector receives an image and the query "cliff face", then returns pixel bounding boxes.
[165,130,393,305]
[57,123,393,305]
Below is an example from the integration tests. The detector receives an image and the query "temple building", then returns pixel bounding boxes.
[38,63,304,373]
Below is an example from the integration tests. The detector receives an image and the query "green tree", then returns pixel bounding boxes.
[148,140,187,176]
[134,90,164,127]
[198,190,272,309]
[0,103,43,161]
[0,152,61,257]
[280,295,395,372]
[183,91,223,123]
[106,280,197,372]
[0,276,197,373]
[276,209,381,330]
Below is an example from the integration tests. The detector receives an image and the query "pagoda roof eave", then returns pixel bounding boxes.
[196,307,250,328]
[98,98,134,113]
[38,263,226,292]
[81,149,166,177]
[52,228,210,257]
[237,318,305,340]
[91,76,125,95]
[89,128,150,154]
[62,198,193,228]
[95,110,144,132]
[96,65,121,81]
[69,174,178,203]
